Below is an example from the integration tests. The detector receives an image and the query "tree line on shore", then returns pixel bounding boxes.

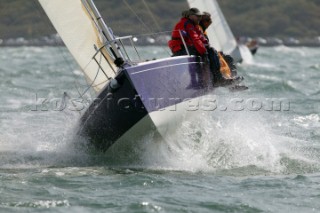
[0,0,319,40]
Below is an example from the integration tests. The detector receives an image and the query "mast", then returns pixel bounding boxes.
[82,0,124,67]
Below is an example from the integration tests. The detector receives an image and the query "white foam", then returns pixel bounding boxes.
[0,108,88,168]
[274,45,306,56]
[127,92,319,175]
[293,114,320,128]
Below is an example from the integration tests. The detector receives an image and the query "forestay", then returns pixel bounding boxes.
[38,0,117,93]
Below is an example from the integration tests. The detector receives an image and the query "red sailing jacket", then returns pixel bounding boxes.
[168,17,208,55]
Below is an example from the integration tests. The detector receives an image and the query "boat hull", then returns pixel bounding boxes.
[78,56,213,151]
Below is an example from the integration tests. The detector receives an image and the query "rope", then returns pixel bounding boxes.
[78,53,103,98]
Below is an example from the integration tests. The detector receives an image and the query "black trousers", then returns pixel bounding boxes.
[207,47,224,83]
[172,46,224,83]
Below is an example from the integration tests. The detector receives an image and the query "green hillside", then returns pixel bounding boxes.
[219,0,320,38]
[0,0,319,39]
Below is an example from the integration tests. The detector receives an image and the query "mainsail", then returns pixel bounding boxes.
[38,0,117,92]
[187,0,252,63]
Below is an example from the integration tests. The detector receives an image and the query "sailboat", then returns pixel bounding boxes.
[38,0,246,151]
[187,0,253,63]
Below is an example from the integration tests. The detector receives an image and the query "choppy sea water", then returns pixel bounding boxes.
[0,46,320,212]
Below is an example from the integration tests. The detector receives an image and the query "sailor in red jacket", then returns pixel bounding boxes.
[168,8,208,56]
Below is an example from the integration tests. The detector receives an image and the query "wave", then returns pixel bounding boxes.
[309,64,320,70]
[1,90,319,176]
[95,100,320,175]
[0,109,87,169]
[292,114,320,128]
[1,47,319,177]
[273,45,307,56]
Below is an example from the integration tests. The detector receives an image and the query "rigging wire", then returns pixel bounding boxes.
[33,0,110,100]
[131,30,172,37]
[78,53,103,98]
[31,1,83,118]
[122,0,171,56]
[34,0,173,102]
[123,0,153,34]
[32,0,97,100]
[141,0,162,32]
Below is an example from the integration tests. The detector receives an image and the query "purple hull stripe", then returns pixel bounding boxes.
[126,56,212,113]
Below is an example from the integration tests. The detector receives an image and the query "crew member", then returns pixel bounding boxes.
[199,12,234,83]
[168,8,208,57]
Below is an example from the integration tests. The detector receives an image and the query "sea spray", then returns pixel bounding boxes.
[105,90,320,175]
[1,47,320,212]
[0,108,88,168]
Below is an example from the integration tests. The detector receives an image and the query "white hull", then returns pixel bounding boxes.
[106,95,212,156]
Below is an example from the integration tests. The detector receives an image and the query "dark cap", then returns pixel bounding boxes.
[188,8,203,16]
[202,12,211,18]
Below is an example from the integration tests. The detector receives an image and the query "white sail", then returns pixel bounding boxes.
[38,0,117,93]
[187,0,252,63]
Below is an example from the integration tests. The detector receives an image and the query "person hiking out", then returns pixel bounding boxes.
[199,12,236,85]
[168,8,208,57]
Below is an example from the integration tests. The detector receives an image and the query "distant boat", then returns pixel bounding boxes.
[187,0,253,63]
[38,0,246,151]
[246,39,259,55]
